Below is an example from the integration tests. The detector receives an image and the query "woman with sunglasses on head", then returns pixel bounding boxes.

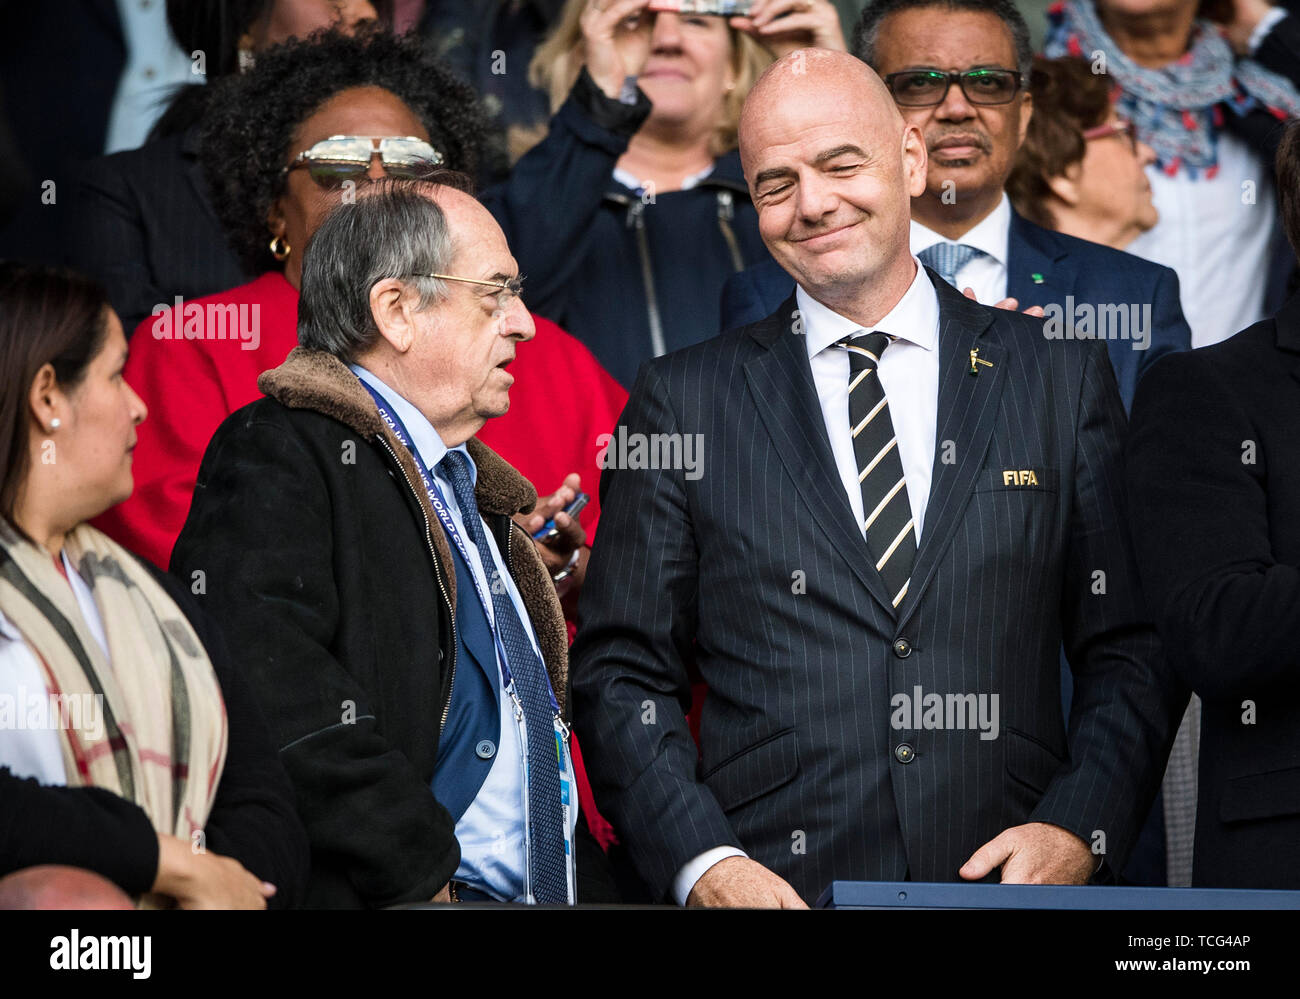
[482,0,847,388]
[0,263,308,909]
[1007,56,1160,251]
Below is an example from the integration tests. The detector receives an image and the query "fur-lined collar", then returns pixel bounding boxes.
[258,347,538,517]
[257,347,569,716]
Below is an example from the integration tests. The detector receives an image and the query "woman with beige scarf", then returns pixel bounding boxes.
[0,262,307,909]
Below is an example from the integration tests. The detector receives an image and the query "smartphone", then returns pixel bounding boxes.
[532,492,590,540]
[647,0,756,16]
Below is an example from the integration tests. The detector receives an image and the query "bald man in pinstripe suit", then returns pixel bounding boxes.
[572,49,1185,907]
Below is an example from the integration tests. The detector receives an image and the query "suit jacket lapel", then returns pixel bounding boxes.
[896,275,1006,628]
[1006,210,1074,309]
[743,296,901,617]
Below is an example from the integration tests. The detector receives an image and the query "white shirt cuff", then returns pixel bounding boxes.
[672,846,748,906]
[1249,8,1288,54]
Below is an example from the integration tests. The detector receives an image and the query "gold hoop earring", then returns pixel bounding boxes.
[269,235,291,262]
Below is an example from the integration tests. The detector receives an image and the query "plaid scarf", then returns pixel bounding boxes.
[1044,0,1300,177]
[0,521,227,908]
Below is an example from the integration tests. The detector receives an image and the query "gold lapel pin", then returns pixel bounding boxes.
[969,347,993,376]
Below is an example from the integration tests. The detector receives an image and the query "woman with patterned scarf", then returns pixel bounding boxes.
[1044,0,1300,348]
[0,263,307,909]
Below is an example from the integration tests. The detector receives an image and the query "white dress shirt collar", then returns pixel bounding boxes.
[349,363,476,485]
[797,257,940,360]
[910,193,1011,269]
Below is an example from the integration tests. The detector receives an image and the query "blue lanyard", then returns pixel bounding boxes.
[360,380,560,715]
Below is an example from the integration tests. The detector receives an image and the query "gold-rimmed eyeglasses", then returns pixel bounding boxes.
[408,273,525,312]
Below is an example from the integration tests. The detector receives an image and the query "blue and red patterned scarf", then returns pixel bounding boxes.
[1044,0,1300,178]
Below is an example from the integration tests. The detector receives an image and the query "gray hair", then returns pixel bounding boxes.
[853,0,1034,80]
[298,178,456,360]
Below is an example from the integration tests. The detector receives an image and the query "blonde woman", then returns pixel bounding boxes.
[483,0,845,387]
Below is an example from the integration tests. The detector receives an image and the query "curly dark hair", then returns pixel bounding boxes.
[199,23,489,275]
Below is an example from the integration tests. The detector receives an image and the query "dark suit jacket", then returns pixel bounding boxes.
[1126,290,1300,889]
[719,210,1191,410]
[573,270,1185,903]
[66,124,249,336]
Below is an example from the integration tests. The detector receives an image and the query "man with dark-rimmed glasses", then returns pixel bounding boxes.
[722,0,1191,413]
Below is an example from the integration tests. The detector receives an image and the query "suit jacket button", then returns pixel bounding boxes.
[476,740,496,759]
[893,638,912,658]
[894,743,915,764]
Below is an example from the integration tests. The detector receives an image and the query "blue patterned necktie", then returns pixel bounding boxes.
[437,449,568,904]
[918,242,985,289]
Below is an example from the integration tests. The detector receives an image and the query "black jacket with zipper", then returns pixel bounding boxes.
[482,68,769,388]
[170,348,576,908]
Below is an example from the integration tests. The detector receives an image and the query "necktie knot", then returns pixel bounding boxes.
[919,242,985,289]
[837,331,893,371]
[437,449,477,518]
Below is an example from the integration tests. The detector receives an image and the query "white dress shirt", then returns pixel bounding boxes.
[0,553,107,786]
[910,194,1011,304]
[672,259,943,904]
[350,364,576,903]
[1125,132,1277,347]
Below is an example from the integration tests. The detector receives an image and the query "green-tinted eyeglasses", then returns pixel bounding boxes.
[884,69,1025,107]
[282,135,445,188]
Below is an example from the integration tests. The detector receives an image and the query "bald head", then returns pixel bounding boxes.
[737,48,928,325]
[739,50,903,178]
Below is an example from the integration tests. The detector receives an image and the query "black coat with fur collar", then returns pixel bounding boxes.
[171,347,570,909]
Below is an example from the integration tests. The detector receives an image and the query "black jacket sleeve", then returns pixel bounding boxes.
[0,768,159,892]
[480,67,652,319]
[145,562,311,909]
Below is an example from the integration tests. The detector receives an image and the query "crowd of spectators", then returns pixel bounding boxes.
[0,0,1296,907]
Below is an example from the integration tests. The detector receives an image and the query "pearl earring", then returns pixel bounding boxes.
[48,418,60,431]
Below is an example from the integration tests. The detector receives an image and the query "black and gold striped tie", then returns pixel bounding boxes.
[839,332,916,609]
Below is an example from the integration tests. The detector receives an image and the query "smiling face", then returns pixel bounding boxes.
[403,192,536,440]
[269,86,431,289]
[622,11,733,134]
[873,7,1031,230]
[741,53,927,320]
[48,311,149,520]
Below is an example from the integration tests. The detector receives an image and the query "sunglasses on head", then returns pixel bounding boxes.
[281,135,445,188]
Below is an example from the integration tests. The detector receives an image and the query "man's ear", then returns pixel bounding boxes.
[902,123,928,198]
[1017,90,1034,149]
[369,278,418,353]
[1045,161,1083,209]
[28,363,61,433]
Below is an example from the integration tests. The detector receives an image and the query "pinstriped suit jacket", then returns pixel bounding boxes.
[572,269,1186,903]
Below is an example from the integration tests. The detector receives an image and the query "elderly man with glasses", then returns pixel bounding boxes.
[722,0,1191,412]
[171,176,612,908]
